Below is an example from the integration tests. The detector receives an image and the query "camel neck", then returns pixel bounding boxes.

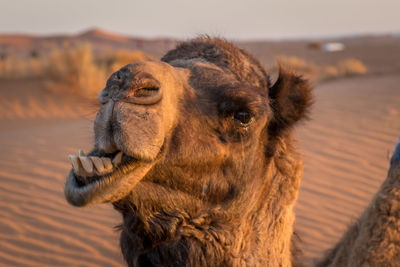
[113,149,303,266]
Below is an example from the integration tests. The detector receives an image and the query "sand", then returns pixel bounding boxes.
[0,73,399,266]
[0,80,124,266]
[294,74,400,263]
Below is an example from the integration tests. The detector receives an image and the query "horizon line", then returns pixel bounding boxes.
[0,27,399,42]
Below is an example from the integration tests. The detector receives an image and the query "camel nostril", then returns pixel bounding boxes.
[124,78,162,105]
[133,87,159,98]
[124,87,163,105]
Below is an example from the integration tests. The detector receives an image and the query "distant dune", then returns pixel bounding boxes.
[0,79,93,120]
[1,28,400,75]
[0,28,177,59]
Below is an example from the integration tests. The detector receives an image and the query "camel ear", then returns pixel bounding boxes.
[268,66,313,135]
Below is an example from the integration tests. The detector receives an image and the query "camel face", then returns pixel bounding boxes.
[65,36,313,209]
[65,58,275,207]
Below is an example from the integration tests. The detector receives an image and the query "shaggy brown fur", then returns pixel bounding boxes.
[64,37,400,267]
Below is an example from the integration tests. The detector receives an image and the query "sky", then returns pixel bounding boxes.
[0,0,399,40]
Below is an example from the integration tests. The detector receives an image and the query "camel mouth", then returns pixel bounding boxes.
[69,150,138,185]
[65,149,155,207]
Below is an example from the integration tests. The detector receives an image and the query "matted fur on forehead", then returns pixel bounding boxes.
[162,36,270,90]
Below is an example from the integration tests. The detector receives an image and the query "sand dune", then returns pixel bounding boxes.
[0,74,399,266]
[0,79,122,266]
[0,119,124,266]
[294,74,400,263]
[0,79,95,120]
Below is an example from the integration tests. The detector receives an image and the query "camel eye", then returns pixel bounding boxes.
[233,110,253,126]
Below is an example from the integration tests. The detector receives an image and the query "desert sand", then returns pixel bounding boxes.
[0,74,399,265]
[295,73,400,263]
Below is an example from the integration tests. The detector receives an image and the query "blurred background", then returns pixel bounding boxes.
[0,1,399,266]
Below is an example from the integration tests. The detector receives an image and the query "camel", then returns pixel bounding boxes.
[64,37,400,266]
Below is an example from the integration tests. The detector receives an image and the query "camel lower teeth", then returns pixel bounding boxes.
[69,155,80,172]
[102,157,113,170]
[78,149,85,157]
[112,151,123,167]
[80,156,94,173]
[69,149,120,178]
[90,156,104,173]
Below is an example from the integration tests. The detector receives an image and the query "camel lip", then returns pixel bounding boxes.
[65,155,155,207]
[65,144,163,207]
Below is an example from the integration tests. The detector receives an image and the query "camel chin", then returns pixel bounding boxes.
[64,149,155,207]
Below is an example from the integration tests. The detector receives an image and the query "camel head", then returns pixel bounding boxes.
[65,38,312,209]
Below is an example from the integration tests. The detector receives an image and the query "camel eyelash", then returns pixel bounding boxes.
[218,98,257,118]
